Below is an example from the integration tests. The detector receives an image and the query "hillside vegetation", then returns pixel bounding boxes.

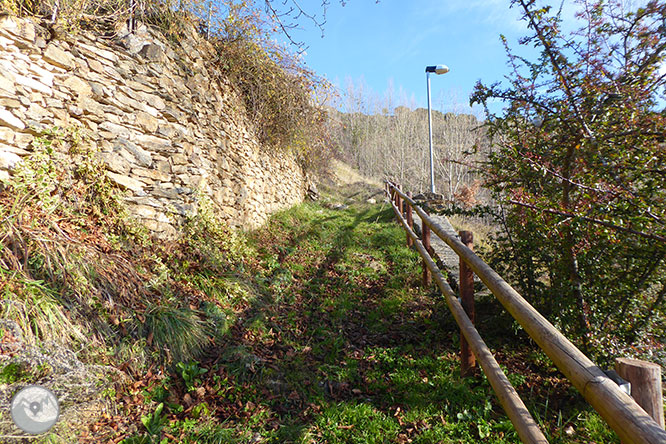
[0,146,619,442]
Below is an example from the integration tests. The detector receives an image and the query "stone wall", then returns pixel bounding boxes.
[0,16,306,236]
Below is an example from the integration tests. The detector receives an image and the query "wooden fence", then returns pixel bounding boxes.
[386,181,666,444]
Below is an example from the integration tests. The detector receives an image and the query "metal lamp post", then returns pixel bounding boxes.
[425,64,449,194]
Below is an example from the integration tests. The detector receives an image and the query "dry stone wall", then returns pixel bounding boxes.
[0,15,306,236]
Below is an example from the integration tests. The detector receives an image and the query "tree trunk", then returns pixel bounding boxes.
[561,142,590,348]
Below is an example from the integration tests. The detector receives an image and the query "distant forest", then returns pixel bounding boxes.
[329,81,489,205]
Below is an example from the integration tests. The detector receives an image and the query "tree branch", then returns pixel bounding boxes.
[508,199,666,243]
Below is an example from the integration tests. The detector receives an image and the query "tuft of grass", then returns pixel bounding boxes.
[0,272,87,345]
[186,422,248,444]
[144,303,209,364]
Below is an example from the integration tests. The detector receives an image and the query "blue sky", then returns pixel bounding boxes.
[287,0,548,114]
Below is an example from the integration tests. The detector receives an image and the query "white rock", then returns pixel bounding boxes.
[0,108,24,130]
[0,150,22,170]
[13,72,51,95]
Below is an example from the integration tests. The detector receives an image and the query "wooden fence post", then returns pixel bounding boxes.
[397,184,403,217]
[422,220,431,286]
[615,358,664,430]
[460,230,476,376]
[406,192,413,247]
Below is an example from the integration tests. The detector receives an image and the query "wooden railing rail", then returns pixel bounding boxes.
[386,181,666,444]
[388,189,549,443]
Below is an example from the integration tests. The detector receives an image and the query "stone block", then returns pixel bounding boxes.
[28,103,51,120]
[170,202,194,216]
[150,186,180,199]
[43,44,74,70]
[114,138,152,167]
[0,73,14,93]
[0,97,21,108]
[63,75,92,97]
[13,72,51,94]
[84,119,98,133]
[0,149,22,170]
[0,16,35,44]
[87,58,105,74]
[138,44,164,62]
[162,107,183,122]
[27,64,54,87]
[77,42,118,64]
[88,81,104,98]
[0,142,30,155]
[156,160,171,173]
[115,91,143,111]
[51,108,69,123]
[29,91,44,104]
[143,93,166,111]
[131,167,170,182]
[170,153,187,165]
[126,80,153,93]
[130,203,159,219]
[78,97,105,117]
[0,127,14,143]
[118,32,151,55]
[98,152,131,174]
[99,121,131,139]
[0,35,14,49]
[156,123,188,140]
[67,104,83,116]
[106,171,144,193]
[132,133,172,152]
[135,111,159,133]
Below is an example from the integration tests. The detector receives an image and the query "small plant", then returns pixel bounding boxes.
[175,361,208,392]
[0,362,27,383]
[145,377,172,404]
[0,277,87,346]
[180,191,252,271]
[120,403,169,444]
[141,403,167,436]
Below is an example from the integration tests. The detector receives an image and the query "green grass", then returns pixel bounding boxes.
[109,184,619,444]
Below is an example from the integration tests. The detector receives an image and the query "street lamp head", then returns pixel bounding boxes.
[425,65,450,75]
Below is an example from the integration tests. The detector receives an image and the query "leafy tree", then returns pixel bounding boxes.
[471,0,666,357]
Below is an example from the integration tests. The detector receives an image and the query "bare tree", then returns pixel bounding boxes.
[331,79,488,203]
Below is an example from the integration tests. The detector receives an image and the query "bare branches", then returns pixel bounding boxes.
[508,199,666,243]
[515,0,596,139]
[262,0,338,52]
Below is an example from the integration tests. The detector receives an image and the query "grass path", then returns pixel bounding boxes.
[212,183,517,443]
[113,181,617,444]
